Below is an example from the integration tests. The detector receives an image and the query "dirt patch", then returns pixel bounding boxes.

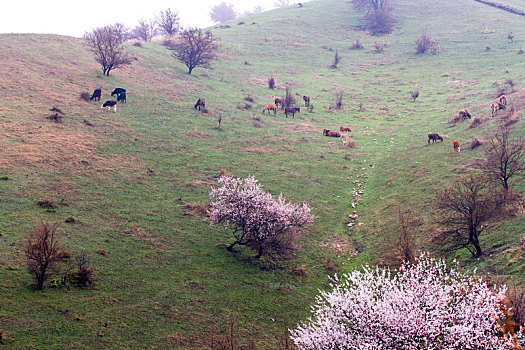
[324,236,356,254]
[186,179,217,188]
[184,201,209,217]
[453,158,485,172]
[447,79,479,89]
[239,147,277,154]
[187,130,211,138]
[286,40,306,47]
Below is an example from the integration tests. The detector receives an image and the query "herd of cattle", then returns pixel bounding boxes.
[427,94,509,153]
[90,88,127,112]
[89,86,509,152]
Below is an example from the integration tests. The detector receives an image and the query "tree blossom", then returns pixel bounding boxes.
[291,253,521,349]
[209,176,314,258]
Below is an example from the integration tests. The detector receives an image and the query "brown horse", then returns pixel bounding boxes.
[428,133,443,144]
[285,107,300,118]
[262,103,277,115]
[275,98,284,109]
[303,95,310,107]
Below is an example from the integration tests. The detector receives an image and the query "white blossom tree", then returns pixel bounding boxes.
[209,176,314,259]
[291,253,522,349]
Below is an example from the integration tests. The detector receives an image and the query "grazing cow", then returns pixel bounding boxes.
[453,140,460,153]
[101,100,117,112]
[323,129,341,137]
[285,107,300,118]
[194,98,205,111]
[340,126,352,132]
[458,109,471,121]
[262,103,277,115]
[303,95,310,107]
[491,102,505,117]
[499,95,507,106]
[274,98,284,109]
[90,88,101,101]
[428,133,443,144]
[341,134,349,145]
[117,92,126,103]
[111,88,126,96]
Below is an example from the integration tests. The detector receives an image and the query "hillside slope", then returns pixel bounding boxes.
[1,0,525,348]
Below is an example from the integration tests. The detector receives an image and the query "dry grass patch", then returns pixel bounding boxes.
[184,201,209,217]
[239,147,277,154]
[186,178,217,188]
[187,129,211,138]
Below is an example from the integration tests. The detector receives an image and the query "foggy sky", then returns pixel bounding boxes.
[0,0,307,38]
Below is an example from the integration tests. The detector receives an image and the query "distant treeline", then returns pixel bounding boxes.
[473,0,525,16]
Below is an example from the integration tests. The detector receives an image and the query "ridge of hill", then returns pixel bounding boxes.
[1,0,525,347]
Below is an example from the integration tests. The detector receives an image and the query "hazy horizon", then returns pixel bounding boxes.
[0,0,309,38]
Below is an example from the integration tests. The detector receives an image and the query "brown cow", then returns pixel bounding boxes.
[285,107,301,118]
[303,95,310,107]
[428,133,443,144]
[453,140,460,152]
[323,129,341,137]
[340,134,349,145]
[340,126,352,132]
[262,103,277,115]
[458,109,471,121]
[275,98,284,109]
[499,95,507,106]
[491,102,505,117]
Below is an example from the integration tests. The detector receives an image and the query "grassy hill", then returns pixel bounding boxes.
[1,0,525,348]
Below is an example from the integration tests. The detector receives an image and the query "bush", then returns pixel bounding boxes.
[80,92,91,102]
[291,253,514,349]
[470,137,484,149]
[331,50,342,68]
[415,30,438,54]
[25,222,66,290]
[351,38,363,49]
[373,41,385,53]
[268,76,276,89]
[470,117,483,129]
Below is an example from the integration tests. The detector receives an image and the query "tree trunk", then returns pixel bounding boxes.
[188,66,193,75]
[227,241,238,252]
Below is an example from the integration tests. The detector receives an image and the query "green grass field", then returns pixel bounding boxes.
[1,0,525,348]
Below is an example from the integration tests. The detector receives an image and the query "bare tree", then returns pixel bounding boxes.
[133,18,156,42]
[275,0,290,7]
[331,50,342,68]
[84,24,133,76]
[253,6,265,13]
[167,27,220,74]
[157,8,180,36]
[351,0,394,35]
[284,87,296,108]
[210,2,237,23]
[335,90,344,110]
[381,208,417,266]
[483,123,525,191]
[434,174,501,257]
[25,221,66,290]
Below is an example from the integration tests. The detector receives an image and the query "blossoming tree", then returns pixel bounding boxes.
[291,253,521,349]
[209,176,314,259]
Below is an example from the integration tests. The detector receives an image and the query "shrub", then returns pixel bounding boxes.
[244,93,255,103]
[209,176,314,259]
[80,92,90,102]
[470,137,484,149]
[291,253,515,349]
[330,50,342,68]
[268,76,276,89]
[133,41,143,47]
[373,41,385,53]
[25,222,66,290]
[284,88,296,108]
[334,90,344,110]
[351,38,363,49]
[470,117,483,129]
[415,30,438,54]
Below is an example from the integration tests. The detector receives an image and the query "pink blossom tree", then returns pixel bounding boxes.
[209,176,314,259]
[291,253,522,349]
